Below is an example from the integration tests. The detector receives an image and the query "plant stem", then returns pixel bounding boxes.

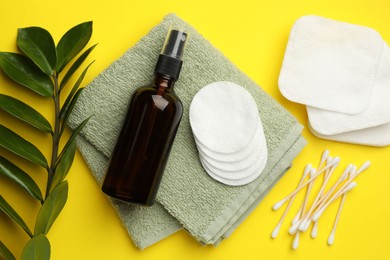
[45,72,61,199]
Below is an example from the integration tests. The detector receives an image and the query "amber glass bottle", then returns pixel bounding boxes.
[102,29,188,206]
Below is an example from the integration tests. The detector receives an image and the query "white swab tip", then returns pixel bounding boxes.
[340,164,354,180]
[292,214,300,225]
[357,161,371,174]
[303,220,311,232]
[320,149,330,165]
[303,164,312,176]
[288,223,299,235]
[329,157,340,166]
[297,220,307,232]
[326,155,333,164]
[344,164,354,174]
[271,224,280,239]
[312,210,322,222]
[272,199,286,211]
[311,223,318,238]
[345,182,357,191]
[328,232,335,246]
[309,168,316,177]
[292,235,299,250]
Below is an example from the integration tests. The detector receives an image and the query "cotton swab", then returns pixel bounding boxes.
[311,220,319,238]
[311,156,334,238]
[327,169,355,245]
[319,149,330,169]
[289,168,316,249]
[271,164,311,239]
[312,182,357,222]
[272,157,340,211]
[292,231,300,250]
[291,153,331,227]
[312,160,370,221]
[271,150,370,249]
[302,169,317,214]
[314,161,369,228]
[288,168,317,235]
[354,161,371,175]
[310,164,354,218]
[297,168,317,228]
[296,161,342,233]
[291,203,303,225]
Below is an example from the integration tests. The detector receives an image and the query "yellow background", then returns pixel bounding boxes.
[1,0,389,259]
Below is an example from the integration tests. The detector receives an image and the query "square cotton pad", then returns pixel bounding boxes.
[308,121,390,147]
[278,15,383,114]
[307,42,390,135]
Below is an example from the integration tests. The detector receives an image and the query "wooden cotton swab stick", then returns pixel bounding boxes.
[272,157,340,211]
[327,168,355,246]
[300,163,353,232]
[291,159,340,234]
[289,165,333,235]
[290,151,329,249]
[311,156,335,238]
[290,168,316,249]
[311,161,370,222]
[327,194,347,245]
[271,164,311,239]
[301,169,317,216]
[297,163,350,233]
[312,181,357,222]
[291,203,303,226]
[291,151,330,226]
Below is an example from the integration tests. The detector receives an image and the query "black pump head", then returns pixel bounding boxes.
[154,28,189,81]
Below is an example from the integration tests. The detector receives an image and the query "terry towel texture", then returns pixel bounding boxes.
[68,14,306,249]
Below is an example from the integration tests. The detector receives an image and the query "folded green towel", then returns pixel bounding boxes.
[68,13,306,249]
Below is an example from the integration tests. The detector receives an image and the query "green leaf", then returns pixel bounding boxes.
[60,44,97,90]
[57,117,90,165]
[34,181,68,235]
[0,94,52,133]
[61,87,84,123]
[56,21,93,73]
[17,27,56,75]
[0,241,16,260]
[51,141,76,191]
[60,61,94,135]
[21,235,50,260]
[0,52,54,97]
[0,156,43,202]
[0,195,33,237]
[0,125,48,168]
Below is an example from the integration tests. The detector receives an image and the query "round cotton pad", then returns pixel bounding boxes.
[190,81,268,186]
[189,81,259,153]
[200,152,268,186]
[195,123,262,163]
[199,132,267,180]
[198,138,261,172]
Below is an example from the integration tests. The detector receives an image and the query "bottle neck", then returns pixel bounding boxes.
[154,74,175,90]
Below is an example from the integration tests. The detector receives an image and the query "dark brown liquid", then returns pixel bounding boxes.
[102,76,183,206]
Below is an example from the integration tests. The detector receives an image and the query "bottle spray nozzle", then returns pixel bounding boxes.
[161,29,188,60]
[154,28,189,81]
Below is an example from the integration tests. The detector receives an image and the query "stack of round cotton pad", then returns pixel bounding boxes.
[278,15,390,147]
[189,81,268,186]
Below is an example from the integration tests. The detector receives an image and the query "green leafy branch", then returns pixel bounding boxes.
[0,22,95,260]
